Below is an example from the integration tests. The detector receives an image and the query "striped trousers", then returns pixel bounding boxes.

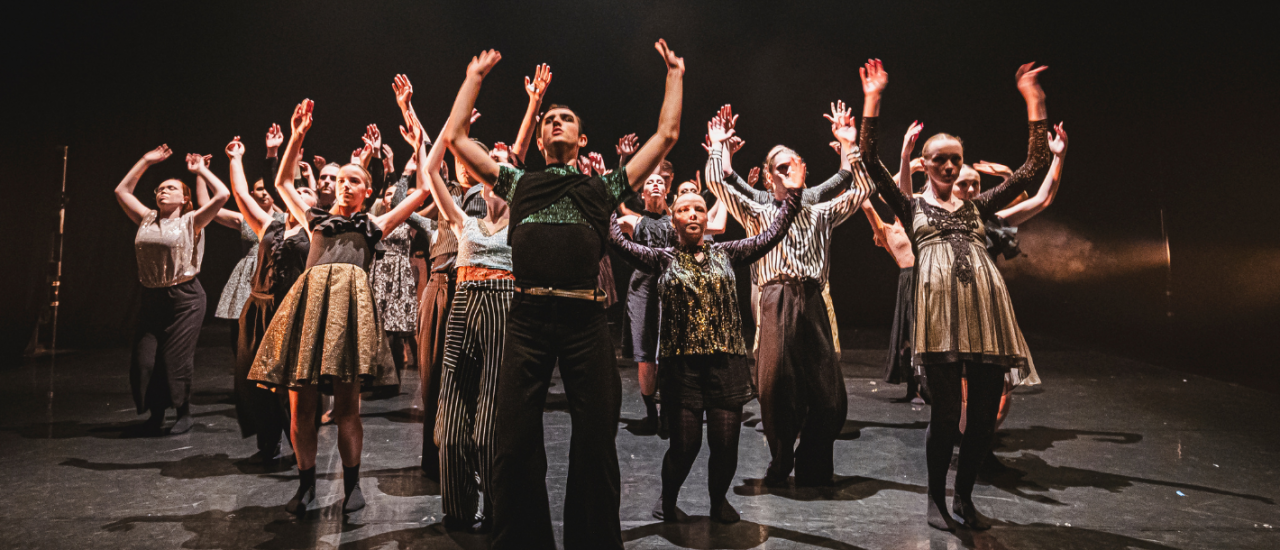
[436,278,514,520]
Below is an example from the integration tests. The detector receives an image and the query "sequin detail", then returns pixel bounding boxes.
[917,199,981,285]
[495,164,628,226]
[658,246,746,357]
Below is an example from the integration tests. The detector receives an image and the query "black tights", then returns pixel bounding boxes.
[923,363,1004,507]
[661,406,742,506]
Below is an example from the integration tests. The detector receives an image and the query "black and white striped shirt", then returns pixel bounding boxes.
[705,146,872,287]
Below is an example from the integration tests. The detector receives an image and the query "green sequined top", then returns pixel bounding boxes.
[495,164,630,226]
[608,190,802,357]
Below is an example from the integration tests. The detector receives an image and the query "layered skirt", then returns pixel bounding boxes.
[883,267,916,384]
[914,239,1039,386]
[248,263,397,394]
[216,246,258,319]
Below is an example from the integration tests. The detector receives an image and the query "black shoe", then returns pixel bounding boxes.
[286,486,316,516]
[710,499,740,524]
[927,498,959,532]
[762,472,790,489]
[169,414,195,435]
[952,497,991,530]
[651,495,688,523]
[342,464,365,513]
[343,484,365,513]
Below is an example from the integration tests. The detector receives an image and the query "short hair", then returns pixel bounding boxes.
[543,104,583,135]
[762,145,803,189]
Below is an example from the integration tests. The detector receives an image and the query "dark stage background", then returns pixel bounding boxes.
[3,2,1277,391]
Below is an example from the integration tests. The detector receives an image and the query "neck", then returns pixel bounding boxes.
[158,205,182,219]
[926,179,953,202]
[643,195,668,214]
[542,145,578,167]
[332,203,361,217]
[678,233,703,248]
[484,192,509,221]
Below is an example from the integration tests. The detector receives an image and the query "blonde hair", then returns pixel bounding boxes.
[921,133,964,156]
[762,145,802,189]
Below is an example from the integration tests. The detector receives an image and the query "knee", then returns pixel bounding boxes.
[670,439,702,460]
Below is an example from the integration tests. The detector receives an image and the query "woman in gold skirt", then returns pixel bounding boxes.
[249,98,432,515]
[859,59,1052,531]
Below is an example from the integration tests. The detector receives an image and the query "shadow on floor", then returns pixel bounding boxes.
[993,425,1143,453]
[944,521,1183,550]
[982,451,1276,506]
[837,418,931,440]
[622,516,871,550]
[734,474,926,502]
[61,453,296,479]
[361,408,423,424]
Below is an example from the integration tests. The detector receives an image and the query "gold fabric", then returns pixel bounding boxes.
[911,200,1039,386]
[248,263,396,390]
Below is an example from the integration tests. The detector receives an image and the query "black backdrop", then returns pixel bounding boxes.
[4,1,1277,391]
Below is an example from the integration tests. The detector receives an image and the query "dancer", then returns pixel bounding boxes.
[706,101,870,488]
[406,95,515,530]
[617,171,673,435]
[860,59,1050,531]
[610,155,803,524]
[442,41,683,550]
[368,179,428,398]
[673,173,728,238]
[249,98,428,515]
[114,145,229,435]
[224,137,315,463]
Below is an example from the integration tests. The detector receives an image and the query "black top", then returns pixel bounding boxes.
[251,219,311,301]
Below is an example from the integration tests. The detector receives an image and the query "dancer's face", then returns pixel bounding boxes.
[296,187,318,209]
[767,149,806,200]
[317,165,339,199]
[153,179,189,213]
[952,166,981,201]
[381,184,397,209]
[642,174,668,201]
[923,138,964,186]
[537,108,587,158]
[676,181,699,197]
[671,193,707,245]
[251,179,274,210]
[336,165,372,209]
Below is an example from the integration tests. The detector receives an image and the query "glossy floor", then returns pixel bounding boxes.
[2,329,1277,549]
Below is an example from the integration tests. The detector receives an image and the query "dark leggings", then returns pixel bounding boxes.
[923,362,1004,506]
[661,406,743,506]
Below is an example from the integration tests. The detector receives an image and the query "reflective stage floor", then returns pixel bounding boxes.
[2,328,1277,549]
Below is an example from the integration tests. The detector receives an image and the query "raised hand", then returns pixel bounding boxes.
[393,73,413,111]
[291,99,314,135]
[468,49,502,79]
[716,104,738,131]
[973,161,1014,179]
[616,214,639,236]
[382,144,394,173]
[265,123,284,154]
[525,63,553,100]
[362,124,382,152]
[1015,62,1048,103]
[1048,122,1067,156]
[654,39,685,73]
[185,153,205,173]
[142,144,172,165]
[200,154,213,167]
[588,152,606,175]
[747,166,761,187]
[825,99,857,145]
[707,116,735,145]
[860,59,888,97]
[616,133,639,157]
[910,157,924,173]
[225,137,245,159]
[350,148,363,166]
[313,155,327,169]
[780,159,806,190]
[726,136,745,156]
[298,161,314,180]
[902,120,923,158]
[829,141,841,155]
[469,109,482,126]
[576,155,593,177]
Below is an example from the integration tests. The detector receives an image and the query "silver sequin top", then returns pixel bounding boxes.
[134,210,204,288]
[456,216,512,272]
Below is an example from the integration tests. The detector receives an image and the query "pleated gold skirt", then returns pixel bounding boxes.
[914,239,1039,386]
[248,263,397,393]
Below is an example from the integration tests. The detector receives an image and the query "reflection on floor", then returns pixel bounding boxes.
[2,333,1278,549]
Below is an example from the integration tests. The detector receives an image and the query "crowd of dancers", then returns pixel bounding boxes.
[112,40,1068,548]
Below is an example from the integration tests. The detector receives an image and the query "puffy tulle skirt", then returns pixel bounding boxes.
[248,263,397,394]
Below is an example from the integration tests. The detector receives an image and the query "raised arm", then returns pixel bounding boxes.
[973,63,1052,217]
[607,213,669,275]
[898,121,923,196]
[705,199,728,235]
[186,154,230,230]
[115,146,171,225]
[800,101,860,204]
[443,51,503,187]
[857,60,912,224]
[625,39,684,191]
[861,199,890,249]
[996,122,1066,226]
[225,137,275,237]
[704,118,762,228]
[513,63,552,164]
[721,188,802,265]
[276,99,316,231]
[417,119,465,236]
[192,154,241,230]
[615,133,638,169]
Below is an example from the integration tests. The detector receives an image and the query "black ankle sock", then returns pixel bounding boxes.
[286,467,317,515]
[642,394,659,421]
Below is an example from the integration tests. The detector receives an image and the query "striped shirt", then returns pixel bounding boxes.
[705,147,872,286]
[429,182,487,260]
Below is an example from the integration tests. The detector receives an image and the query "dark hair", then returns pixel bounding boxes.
[543,104,584,136]
[155,179,194,214]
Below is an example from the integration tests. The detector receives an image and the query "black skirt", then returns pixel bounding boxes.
[235,292,288,438]
[884,267,915,384]
[659,353,754,410]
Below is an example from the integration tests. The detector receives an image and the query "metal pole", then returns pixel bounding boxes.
[51,146,67,356]
[1159,205,1172,319]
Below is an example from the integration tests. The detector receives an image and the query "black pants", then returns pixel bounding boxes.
[756,280,846,484]
[130,278,206,415]
[236,293,290,455]
[490,293,622,550]
[923,362,1004,504]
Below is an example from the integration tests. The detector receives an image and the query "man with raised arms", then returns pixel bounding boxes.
[441,40,684,550]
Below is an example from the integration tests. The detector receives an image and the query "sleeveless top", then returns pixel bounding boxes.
[252,219,312,300]
[304,208,384,271]
[456,216,513,272]
[134,210,204,288]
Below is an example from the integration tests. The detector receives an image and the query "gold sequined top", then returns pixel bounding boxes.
[134,210,204,288]
[608,191,802,357]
